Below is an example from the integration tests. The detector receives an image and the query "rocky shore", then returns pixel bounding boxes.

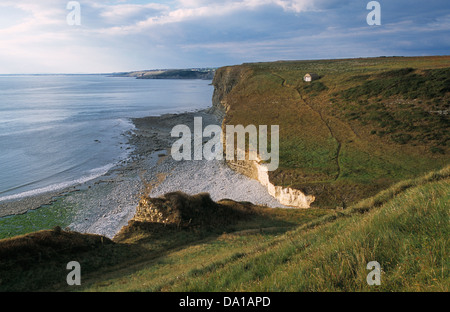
[0,109,287,239]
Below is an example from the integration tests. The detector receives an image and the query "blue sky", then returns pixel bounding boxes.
[0,0,449,73]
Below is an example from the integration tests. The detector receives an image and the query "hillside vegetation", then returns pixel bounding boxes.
[218,56,449,207]
[1,165,447,291]
[0,56,448,292]
[112,68,215,80]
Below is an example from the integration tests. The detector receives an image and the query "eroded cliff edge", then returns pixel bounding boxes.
[209,66,245,118]
[210,65,315,208]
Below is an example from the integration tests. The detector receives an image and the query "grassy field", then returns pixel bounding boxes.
[0,56,448,292]
[221,56,449,207]
[0,196,333,291]
[81,165,449,292]
[1,165,447,292]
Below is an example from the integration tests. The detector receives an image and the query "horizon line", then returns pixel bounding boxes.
[1,54,448,75]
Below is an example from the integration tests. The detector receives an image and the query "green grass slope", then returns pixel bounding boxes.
[80,165,450,292]
[220,56,450,207]
[164,166,449,292]
[0,194,332,292]
[0,166,447,292]
[0,57,448,292]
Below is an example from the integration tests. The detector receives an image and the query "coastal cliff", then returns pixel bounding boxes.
[211,66,315,208]
[2,57,449,292]
[112,68,215,80]
[209,65,248,118]
[225,153,315,208]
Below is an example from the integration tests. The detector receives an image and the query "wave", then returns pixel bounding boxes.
[0,163,116,203]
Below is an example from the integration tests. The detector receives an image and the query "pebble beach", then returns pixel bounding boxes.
[0,109,286,239]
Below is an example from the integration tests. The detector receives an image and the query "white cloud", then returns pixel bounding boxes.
[0,2,64,35]
[272,0,315,13]
[0,0,447,73]
[92,0,319,34]
[95,2,169,22]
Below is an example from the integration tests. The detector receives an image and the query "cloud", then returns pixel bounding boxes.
[92,0,319,34]
[0,0,448,73]
[93,2,169,24]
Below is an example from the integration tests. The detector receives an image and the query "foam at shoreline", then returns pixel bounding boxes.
[0,163,117,203]
[0,110,289,239]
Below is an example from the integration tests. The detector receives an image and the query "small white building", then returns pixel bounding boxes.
[303,73,320,82]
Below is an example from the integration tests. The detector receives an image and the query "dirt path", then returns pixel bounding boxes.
[271,72,342,180]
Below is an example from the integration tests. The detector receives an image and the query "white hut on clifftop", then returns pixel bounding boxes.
[303,73,320,82]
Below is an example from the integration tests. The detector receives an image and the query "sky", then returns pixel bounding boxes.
[0,0,449,73]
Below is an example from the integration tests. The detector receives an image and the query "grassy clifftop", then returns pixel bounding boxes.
[1,56,448,292]
[0,193,332,291]
[215,56,450,207]
[1,165,446,291]
[159,165,449,292]
[113,68,215,80]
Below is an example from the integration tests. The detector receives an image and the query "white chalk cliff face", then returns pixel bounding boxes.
[255,157,315,208]
[212,66,316,208]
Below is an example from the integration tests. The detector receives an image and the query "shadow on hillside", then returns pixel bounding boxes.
[0,192,297,292]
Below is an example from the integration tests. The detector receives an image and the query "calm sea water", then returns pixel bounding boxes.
[0,75,213,202]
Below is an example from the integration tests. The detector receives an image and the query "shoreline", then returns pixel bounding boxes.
[0,109,287,239]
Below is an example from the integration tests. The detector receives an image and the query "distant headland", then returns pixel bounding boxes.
[111,68,216,80]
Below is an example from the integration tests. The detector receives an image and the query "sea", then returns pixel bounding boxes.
[0,74,213,203]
